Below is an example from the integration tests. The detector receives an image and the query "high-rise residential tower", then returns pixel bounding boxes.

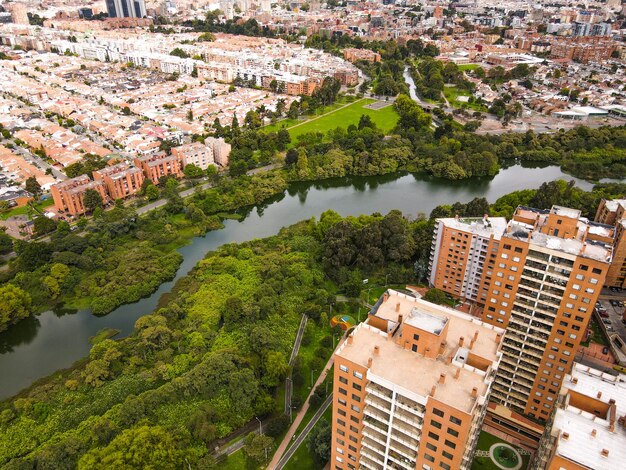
[105,0,147,18]
[331,290,504,470]
[477,206,612,421]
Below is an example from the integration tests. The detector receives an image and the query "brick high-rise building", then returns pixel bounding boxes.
[93,162,144,200]
[595,199,626,288]
[429,205,613,425]
[476,206,612,421]
[51,175,109,216]
[134,153,183,184]
[429,216,508,302]
[331,290,504,470]
[534,363,626,470]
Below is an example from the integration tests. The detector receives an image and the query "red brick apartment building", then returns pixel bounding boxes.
[92,162,145,200]
[331,290,504,470]
[50,175,109,216]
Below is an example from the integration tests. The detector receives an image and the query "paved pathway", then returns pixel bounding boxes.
[274,393,333,470]
[285,314,308,415]
[268,336,345,469]
[285,98,366,131]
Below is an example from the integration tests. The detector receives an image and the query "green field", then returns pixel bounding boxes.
[459,63,481,71]
[274,98,399,145]
[1,199,53,220]
[443,85,487,112]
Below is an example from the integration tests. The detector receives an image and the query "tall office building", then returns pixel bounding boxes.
[105,0,147,18]
[477,206,612,421]
[331,290,504,470]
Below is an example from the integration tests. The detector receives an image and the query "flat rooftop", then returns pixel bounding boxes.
[437,216,508,240]
[552,364,626,469]
[343,291,505,412]
[551,205,581,219]
[337,323,491,413]
[604,199,626,213]
[505,221,612,263]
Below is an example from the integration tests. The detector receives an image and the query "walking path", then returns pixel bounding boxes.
[274,394,333,470]
[285,314,308,414]
[285,98,366,131]
[268,336,345,469]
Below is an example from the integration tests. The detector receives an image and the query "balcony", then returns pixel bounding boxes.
[365,395,391,414]
[387,451,414,470]
[362,436,386,456]
[363,428,387,447]
[359,454,383,470]
[390,431,419,450]
[360,449,385,468]
[364,415,389,435]
[391,418,421,441]
[393,408,423,428]
[395,398,425,418]
[366,384,392,401]
[389,436,417,461]
[364,405,390,424]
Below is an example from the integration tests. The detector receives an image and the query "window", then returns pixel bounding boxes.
[426,443,437,452]
[336,456,343,463]
[353,371,363,380]
[349,435,357,443]
[338,409,346,416]
[431,420,442,429]
[350,416,359,423]
[444,440,456,449]
[352,383,361,391]
[351,405,360,413]
[339,377,348,385]
[337,438,345,445]
[337,419,345,427]
[351,394,360,402]
[348,445,357,453]
[447,428,459,437]
[440,463,451,470]
[413,334,420,341]
[338,398,347,405]
[349,425,358,433]
[449,416,462,425]
[442,451,454,460]
[337,429,345,436]
[433,408,444,418]
[338,387,347,395]
[340,364,348,373]
[424,454,435,463]
[428,431,440,441]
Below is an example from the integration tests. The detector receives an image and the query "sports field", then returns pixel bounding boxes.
[270,98,399,144]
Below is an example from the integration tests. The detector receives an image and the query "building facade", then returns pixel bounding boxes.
[105,0,146,18]
[331,290,504,470]
[51,175,109,216]
[429,216,507,302]
[134,153,183,184]
[595,199,626,288]
[93,162,145,200]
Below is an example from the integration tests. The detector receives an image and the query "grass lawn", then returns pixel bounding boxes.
[262,95,359,134]
[443,85,487,112]
[216,448,246,470]
[1,199,54,220]
[279,98,399,145]
[459,63,481,71]
[471,431,531,470]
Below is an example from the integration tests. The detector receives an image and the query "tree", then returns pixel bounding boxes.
[285,148,298,166]
[374,75,400,96]
[0,284,32,332]
[0,230,12,254]
[145,184,159,201]
[423,288,449,305]
[244,110,262,129]
[77,425,186,469]
[170,47,190,58]
[33,216,57,236]
[307,419,331,467]
[121,106,131,115]
[242,433,273,466]
[184,164,204,179]
[83,189,103,213]
[25,176,42,198]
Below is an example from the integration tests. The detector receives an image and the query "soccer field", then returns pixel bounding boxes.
[276,98,399,143]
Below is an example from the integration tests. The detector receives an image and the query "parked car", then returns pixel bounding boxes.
[599,311,609,318]
[603,346,610,355]
[602,318,611,325]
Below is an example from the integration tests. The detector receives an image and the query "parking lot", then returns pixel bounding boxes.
[595,291,626,364]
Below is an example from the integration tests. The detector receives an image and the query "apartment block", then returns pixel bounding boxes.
[205,137,231,167]
[133,153,183,184]
[534,363,626,470]
[595,199,626,288]
[480,206,611,421]
[172,142,215,171]
[331,290,504,470]
[51,175,109,216]
[93,162,144,200]
[429,216,507,302]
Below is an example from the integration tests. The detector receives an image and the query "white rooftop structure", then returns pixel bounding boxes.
[549,363,626,469]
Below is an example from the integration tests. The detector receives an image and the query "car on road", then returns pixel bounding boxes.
[598,311,609,318]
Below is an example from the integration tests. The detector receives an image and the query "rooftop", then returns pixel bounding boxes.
[339,291,505,412]
[551,363,626,469]
[437,216,508,240]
